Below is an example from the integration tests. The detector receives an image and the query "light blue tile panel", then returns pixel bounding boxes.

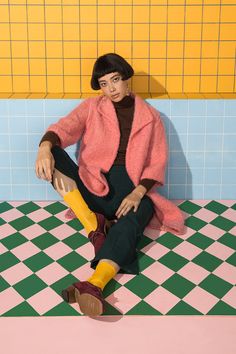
[0,98,236,200]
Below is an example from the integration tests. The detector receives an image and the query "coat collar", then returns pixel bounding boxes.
[96,93,154,137]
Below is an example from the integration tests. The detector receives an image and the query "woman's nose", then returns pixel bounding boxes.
[109,83,115,92]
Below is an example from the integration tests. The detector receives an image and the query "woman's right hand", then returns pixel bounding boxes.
[35,142,55,182]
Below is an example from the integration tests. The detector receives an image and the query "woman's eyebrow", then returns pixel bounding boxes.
[98,74,120,83]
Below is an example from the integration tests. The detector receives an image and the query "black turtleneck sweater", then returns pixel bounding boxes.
[39,95,156,192]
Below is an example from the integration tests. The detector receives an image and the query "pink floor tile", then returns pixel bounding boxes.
[27,287,63,315]
[144,286,180,314]
[213,262,236,285]
[53,209,71,223]
[142,261,174,285]
[36,262,69,285]
[205,242,235,261]
[141,241,169,260]
[0,224,17,239]
[115,273,136,285]
[50,224,77,240]
[173,241,202,260]
[230,226,236,236]
[199,224,225,240]
[43,242,72,260]
[193,208,218,223]
[143,228,163,240]
[221,208,236,223]
[20,224,47,240]
[72,263,93,281]
[75,242,93,260]
[192,200,210,207]
[219,200,235,207]
[0,208,24,222]
[34,201,54,208]
[177,262,210,285]
[180,226,196,240]
[78,228,88,237]
[183,286,218,314]
[0,243,8,254]
[27,209,52,223]
[8,201,26,207]
[105,286,141,314]
[172,200,185,206]
[0,287,24,315]
[1,262,33,285]
[221,287,236,309]
[11,242,40,261]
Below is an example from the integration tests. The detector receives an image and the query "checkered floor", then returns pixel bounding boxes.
[0,200,235,316]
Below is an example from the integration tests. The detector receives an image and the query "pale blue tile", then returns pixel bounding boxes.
[46,185,60,199]
[26,100,44,116]
[171,100,188,116]
[170,116,188,134]
[189,100,206,116]
[169,168,186,184]
[150,100,170,116]
[205,135,223,151]
[159,115,170,134]
[206,100,224,116]
[0,100,8,117]
[224,117,236,134]
[44,115,60,128]
[28,151,37,166]
[11,152,28,168]
[0,117,9,134]
[224,100,236,116]
[188,134,205,151]
[187,152,205,168]
[223,134,236,151]
[222,152,236,168]
[10,135,28,151]
[169,185,185,199]
[205,152,222,168]
[206,116,224,134]
[12,185,29,199]
[188,116,205,134]
[221,169,236,184]
[157,185,168,198]
[169,134,187,152]
[29,185,47,200]
[9,116,27,134]
[28,168,43,184]
[169,151,187,168]
[0,152,10,167]
[187,168,204,184]
[27,116,45,134]
[44,99,81,116]
[12,168,28,184]
[191,185,204,199]
[204,185,221,199]
[0,185,11,199]
[28,134,42,149]
[9,100,26,116]
[0,135,10,151]
[221,185,236,199]
[0,169,11,184]
[204,168,221,184]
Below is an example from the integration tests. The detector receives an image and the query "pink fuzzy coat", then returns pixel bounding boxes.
[47,93,185,235]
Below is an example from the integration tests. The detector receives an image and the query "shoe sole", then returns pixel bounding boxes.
[75,288,103,316]
[61,286,76,303]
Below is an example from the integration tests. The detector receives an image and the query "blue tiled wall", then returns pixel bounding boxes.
[0,99,235,200]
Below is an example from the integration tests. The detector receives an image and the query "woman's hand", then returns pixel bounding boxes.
[54,177,73,198]
[35,142,55,182]
[115,185,147,219]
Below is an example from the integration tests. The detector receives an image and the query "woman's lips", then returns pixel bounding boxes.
[111,93,120,99]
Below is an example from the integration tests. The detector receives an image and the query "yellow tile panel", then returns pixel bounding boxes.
[132,76,149,92]
[30,59,46,75]
[221,5,236,22]
[47,59,63,75]
[184,42,201,58]
[0,59,12,75]
[219,41,235,58]
[166,76,183,92]
[98,41,115,56]
[115,6,132,23]
[64,59,80,75]
[64,76,81,93]
[202,24,220,40]
[167,42,184,58]
[81,76,93,92]
[150,24,167,40]
[218,59,235,75]
[221,24,236,40]
[46,24,63,40]
[13,76,29,92]
[63,24,80,40]
[201,41,219,58]
[98,6,115,23]
[29,42,45,58]
[80,6,97,23]
[184,59,201,75]
[81,59,94,75]
[150,42,166,58]
[64,42,81,58]
[81,24,97,40]
[133,24,150,40]
[11,24,28,40]
[10,5,27,22]
[30,76,46,92]
[168,5,185,22]
[203,5,220,22]
[46,42,63,58]
[200,76,217,92]
[201,59,218,75]
[0,41,11,57]
[115,24,132,40]
[28,24,45,40]
[132,59,149,74]
[0,77,12,92]
[45,5,62,23]
[133,6,150,23]
[47,76,64,93]
[12,42,28,58]
[149,76,166,93]
[168,24,184,40]
[150,59,166,75]
[185,5,202,23]
[62,6,79,23]
[150,5,167,23]
[115,42,132,58]
[185,24,202,40]
[167,59,183,75]
[0,23,11,41]
[80,42,97,58]
[27,5,45,22]
[98,24,115,40]
[133,42,149,58]
[0,5,9,22]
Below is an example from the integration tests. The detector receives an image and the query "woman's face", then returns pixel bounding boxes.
[98,72,129,102]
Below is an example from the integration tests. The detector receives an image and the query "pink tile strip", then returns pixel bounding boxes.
[144,286,180,314]
[105,286,141,314]
[0,224,17,239]
[0,287,24,315]
[1,262,33,286]
[11,242,40,261]
[27,287,63,315]
[205,242,235,261]
[36,262,69,285]
[183,286,219,314]
[0,209,24,222]
[212,262,236,285]
[221,287,236,309]
[177,262,210,285]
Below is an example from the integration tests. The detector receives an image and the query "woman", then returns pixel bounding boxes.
[35,53,184,317]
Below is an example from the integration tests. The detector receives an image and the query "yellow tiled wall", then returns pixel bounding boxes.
[0,0,235,98]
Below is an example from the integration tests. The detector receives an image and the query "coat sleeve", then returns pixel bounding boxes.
[45,98,90,149]
[140,111,168,187]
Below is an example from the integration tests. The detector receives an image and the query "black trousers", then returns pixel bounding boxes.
[51,146,154,274]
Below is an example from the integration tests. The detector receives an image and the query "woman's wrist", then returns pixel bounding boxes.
[133,185,147,199]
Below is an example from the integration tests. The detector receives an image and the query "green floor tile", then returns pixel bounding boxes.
[3,301,39,317]
[210,216,235,232]
[158,251,188,272]
[199,274,233,298]
[226,252,236,266]
[137,252,156,272]
[9,216,34,231]
[103,302,122,316]
[1,232,28,250]
[0,201,13,213]
[0,276,10,292]
[162,273,195,298]
[0,217,5,226]
[66,218,83,231]
[23,251,54,272]
[137,235,154,250]
[187,232,214,250]
[44,202,67,215]
[204,201,228,215]
[207,300,236,315]
[31,232,59,250]
[126,300,161,315]
[38,216,63,231]
[179,201,202,214]
[103,278,122,298]
[157,232,183,249]
[167,301,202,315]
[44,301,80,316]
[13,274,47,299]
[63,233,88,249]
[218,233,236,250]
[50,274,79,296]
[192,251,223,272]
[231,203,236,211]
[185,216,207,231]
[0,252,20,272]
[125,274,158,299]
[57,251,87,272]
[17,202,40,215]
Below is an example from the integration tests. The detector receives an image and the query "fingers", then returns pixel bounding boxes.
[116,200,138,219]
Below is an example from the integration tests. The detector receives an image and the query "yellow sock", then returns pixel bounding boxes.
[64,189,97,234]
[87,261,117,290]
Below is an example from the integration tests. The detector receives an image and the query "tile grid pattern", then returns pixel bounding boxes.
[0,199,235,316]
[0,99,236,200]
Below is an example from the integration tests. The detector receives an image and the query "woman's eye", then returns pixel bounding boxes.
[100,83,106,87]
[113,77,120,82]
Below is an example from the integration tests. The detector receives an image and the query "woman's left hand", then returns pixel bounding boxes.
[115,190,143,219]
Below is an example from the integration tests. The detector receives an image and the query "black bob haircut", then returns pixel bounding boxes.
[90,53,134,90]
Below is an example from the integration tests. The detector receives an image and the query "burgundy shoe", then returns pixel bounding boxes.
[73,281,105,316]
[61,285,76,303]
[88,213,108,254]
